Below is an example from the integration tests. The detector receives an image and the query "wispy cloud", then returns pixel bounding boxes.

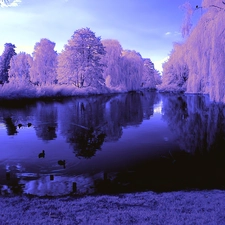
[0,0,21,8]
[165,32,171,36]
[164,31,181,37]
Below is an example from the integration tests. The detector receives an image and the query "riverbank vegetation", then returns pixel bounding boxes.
[0,28,161,100]
[159,0,225,102]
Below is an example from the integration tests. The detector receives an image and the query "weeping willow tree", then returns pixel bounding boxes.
[160,0,225,102]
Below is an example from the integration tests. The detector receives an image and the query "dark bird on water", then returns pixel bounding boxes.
[58,160,66,168]
[38,150,45,158]
[27,123,32,127]
[18,124,23,129]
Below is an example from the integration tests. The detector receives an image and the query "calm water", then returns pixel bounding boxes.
[0,91,225,196]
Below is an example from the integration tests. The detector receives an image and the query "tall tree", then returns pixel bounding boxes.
[0,43,16,84]
[101,39,122,88]
[154,70,162,85]
[8,52,32,85]
[30,38,57,86]
[57,28,106,88]
[120,50,143,91]
[141,58,156,89]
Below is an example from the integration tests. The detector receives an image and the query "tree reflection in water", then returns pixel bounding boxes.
[34,102,58,141]
[4,117,18,136]
[59,92,157,159]
[162,93,225,156]
[1,92,225,194]
[70,127,106,158]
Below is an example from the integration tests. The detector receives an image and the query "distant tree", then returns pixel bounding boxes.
[101,39,122,88]
[57,28,106,88]
[160,42,189,92]
[30,38,57,86]
[0,43,16,84]
[8,52,32,85]
[120,50,143,91]
[141,58,156,89]
[154,70,162,85]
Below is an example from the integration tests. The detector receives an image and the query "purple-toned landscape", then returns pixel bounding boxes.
[1,0,225,224]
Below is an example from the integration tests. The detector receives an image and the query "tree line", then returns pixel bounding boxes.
[0,28,161,96]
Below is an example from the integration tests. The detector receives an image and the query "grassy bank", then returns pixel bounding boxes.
[0,190,225,224]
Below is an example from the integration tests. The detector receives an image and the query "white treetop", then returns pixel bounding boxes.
[120,50,143,91]
[57,28,106,88]
[8,52,32,85]
[101,39,122,88]
[30,38,58,86]
[0,43,16,84]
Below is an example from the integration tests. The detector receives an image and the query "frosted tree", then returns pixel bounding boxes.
[120,50,143,91]
[0,43,16,84]
[141,58,156,89]
[57,28,106,88]
[180,0,225,38]
[8,52,32,86]
[161,43,189,92]
[160,0,225,102]
[154,70,162,85]
[30,38,58,86]
[202,0,225,9]
[101,39,122,88]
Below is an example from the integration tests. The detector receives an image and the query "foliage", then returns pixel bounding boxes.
[101,39,122,88]
[57,28,106,88]
[101,40,157,91]
[0,43,16,84]
[142,58,157,89]
[8,52,32,86]
[120,50,143,91]
[160,1,225,102]
[154,70,162,85]
[0,28,158,99]
[30,39,58,86]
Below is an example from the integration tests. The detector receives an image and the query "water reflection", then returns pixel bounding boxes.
[1,92,225,196]
[58,96,109,158]
[162,94,225,154]
[34,103,58,141]
[4,117,18,135]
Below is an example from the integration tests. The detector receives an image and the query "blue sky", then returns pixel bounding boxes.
[0,0,202,71]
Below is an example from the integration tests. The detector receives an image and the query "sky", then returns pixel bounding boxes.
[0,0,202,72]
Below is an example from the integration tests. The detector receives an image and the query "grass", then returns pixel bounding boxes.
[0,190,225,224]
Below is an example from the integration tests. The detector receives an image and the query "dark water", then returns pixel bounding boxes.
[0,91,225,196]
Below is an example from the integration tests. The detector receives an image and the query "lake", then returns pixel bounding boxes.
[0,91,225,196]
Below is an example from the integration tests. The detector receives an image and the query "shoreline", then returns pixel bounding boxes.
[0,85,157,101]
